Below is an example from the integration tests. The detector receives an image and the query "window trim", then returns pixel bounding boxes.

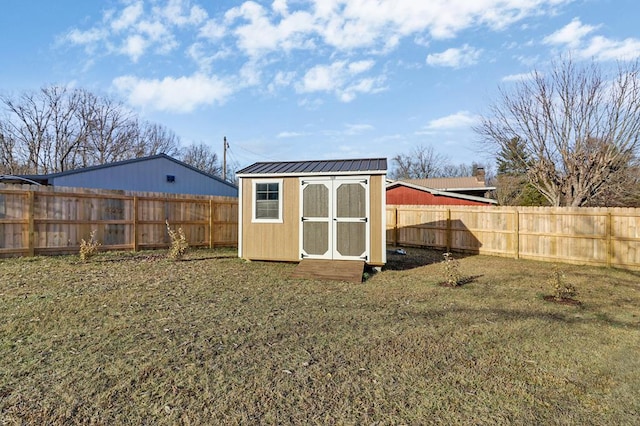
[252,178,283,223]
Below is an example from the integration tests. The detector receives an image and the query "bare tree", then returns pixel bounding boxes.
[1,89,53,173]
[390,145,448,179]
[181,143,221,176]
[0,120,20,174]
[585,157,640,206]
[0,85,185,174]
[79,91,139,166]
[44,86,86,172]
[133,121,182,158]
[476,58,640,207]
[440,162,493,180]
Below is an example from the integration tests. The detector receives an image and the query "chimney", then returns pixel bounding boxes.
[475,167,485,184]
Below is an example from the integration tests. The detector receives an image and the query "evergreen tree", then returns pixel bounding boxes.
[495,137,548,206]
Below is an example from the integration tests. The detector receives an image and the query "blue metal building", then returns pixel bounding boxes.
[18,154,237,197]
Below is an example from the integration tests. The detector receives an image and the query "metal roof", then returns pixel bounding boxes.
[237,158,387,176]
[386,180,497,204]
[16,154,237,189]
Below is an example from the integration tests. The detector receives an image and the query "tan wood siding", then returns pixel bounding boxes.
[241,178,300,261]
[368,175,384,265]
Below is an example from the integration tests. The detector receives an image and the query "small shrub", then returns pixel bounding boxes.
[79,230,101,262]
[549,265,577,300]
[441,252,464,286]
[166,220,189,260]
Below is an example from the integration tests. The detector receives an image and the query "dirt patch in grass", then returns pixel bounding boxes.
[1,247,639,424]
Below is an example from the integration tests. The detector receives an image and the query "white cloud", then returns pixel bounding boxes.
[296,60,384,101]
[225,2,316,57]
[61,0,581,106]
[199,19,226,39]
[578,36,640,61]
[426,44,482,68]
[543,18,640,61]
[154,0,208,26]
[121,35,148,62]
[111,1,144,32]
[219,0,573,56]
[277,131,307,138]
[63,0,209,63]
[426,111,478,130]
[268,71,297,93]
[543,18,598,48]
[344,123,374,135]
[502,72,537,82]
[113,73,234,113]
[348,60,375,74]
[298,61,347,93]
[63,28,108,46]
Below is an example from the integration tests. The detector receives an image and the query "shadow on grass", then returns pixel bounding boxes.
[405,305,639,330]
[384,247,476,271]
[178,255,237,262]
[90,253,237,263]
[437,274,484,287]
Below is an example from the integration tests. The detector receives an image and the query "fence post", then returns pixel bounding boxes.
[393,206,398,246]
[446,208,452,252]
[514,209,520,259]
[606,212,612,268]
[133,196,139,252]
[27,190,35,257]
[210,199,215,249]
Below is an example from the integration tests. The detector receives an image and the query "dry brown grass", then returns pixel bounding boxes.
[1,248,639,425]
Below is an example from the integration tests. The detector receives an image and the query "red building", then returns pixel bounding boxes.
[386,180,497,206]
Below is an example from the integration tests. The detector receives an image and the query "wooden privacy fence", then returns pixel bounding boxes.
[0,184,238,257]
[387,205,640,270]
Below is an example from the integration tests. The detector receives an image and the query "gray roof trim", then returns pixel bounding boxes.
[237,158,387,177]
[386,180,497,205]
[18,154,237,189]
[0,175,43,185]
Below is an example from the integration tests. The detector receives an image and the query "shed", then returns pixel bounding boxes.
[386,180,497,206]
[16,154,237,197]
[237,158,387,266]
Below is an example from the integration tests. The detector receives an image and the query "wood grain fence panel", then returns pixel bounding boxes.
[0,191,29,253]
[387,204,640,270]
[0,183,238,257]
[211,201,239,247]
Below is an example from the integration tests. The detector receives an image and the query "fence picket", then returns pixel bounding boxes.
[387,204,640,270]
[0,184,238,257]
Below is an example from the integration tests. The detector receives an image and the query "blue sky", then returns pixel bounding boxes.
[1,0,639,171]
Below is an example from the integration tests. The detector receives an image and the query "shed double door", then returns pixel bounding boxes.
[300,177,370,261]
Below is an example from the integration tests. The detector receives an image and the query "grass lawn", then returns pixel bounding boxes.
[1,247,639,425]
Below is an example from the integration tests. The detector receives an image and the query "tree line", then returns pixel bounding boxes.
[391,58,640,207]
[0,85,225,178]
[389,144,491,181]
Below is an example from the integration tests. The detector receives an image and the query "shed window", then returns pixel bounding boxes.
[253,179,283,222]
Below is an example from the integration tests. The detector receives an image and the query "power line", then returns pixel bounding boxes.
[230,142,278,163]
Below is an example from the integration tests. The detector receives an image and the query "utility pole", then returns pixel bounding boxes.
[223,136,229,181]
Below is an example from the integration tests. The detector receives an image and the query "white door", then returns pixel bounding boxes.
[300,179,332,259]
[300,177,369,261]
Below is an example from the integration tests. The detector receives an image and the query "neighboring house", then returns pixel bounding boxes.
[12,154,238,197]
[403,168,495,198]
[386,180,497,206]
[388,167,496,205]
[237,158,387,266]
